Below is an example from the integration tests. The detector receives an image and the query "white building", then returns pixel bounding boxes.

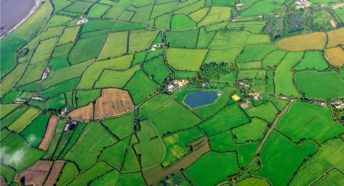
[41,67,50,80]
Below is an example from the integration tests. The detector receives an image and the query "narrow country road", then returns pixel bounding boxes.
[256,99,297,154]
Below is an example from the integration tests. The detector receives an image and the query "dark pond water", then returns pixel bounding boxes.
[0,0,35,37]
[184,91,218,108]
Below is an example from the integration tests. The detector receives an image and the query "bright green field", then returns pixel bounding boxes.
[295,71,344,99]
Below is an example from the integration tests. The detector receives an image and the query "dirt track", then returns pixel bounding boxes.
[39,115,59,150]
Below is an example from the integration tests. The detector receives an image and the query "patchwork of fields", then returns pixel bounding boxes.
[1,0,344,185]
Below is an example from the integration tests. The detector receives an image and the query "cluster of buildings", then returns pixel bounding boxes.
[166,79,189,93]
[41,67,50,80]
[331,100,344,110]
[64,120,77,131]
[77,16,88,25]
[150,43,163,51]
[295,0,311,9]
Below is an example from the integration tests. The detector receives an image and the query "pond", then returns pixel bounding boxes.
[184,91,218,108]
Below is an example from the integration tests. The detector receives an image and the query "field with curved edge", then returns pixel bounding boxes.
[1,0,344,185]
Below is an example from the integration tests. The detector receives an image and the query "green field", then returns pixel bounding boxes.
[295,71,344,99]
[1,0,344,185]
[277,102,344,142]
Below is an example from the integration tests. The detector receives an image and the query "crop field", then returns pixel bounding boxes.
[1,0,344,185]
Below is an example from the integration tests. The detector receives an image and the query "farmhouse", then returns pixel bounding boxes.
[295,0,311,9]
[14,98,27,104]
[151,43,163,51]
[41,67,50,80]
[166,79,189,92]
[248,92,262,100]
[235,3,243,10]
[77,16,88,25]
[64,120,77,131]
[31,96,45,101]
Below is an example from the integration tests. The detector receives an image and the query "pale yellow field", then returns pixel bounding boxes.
[276,32,326,51]
[327,28,344,48]
[324,47,344,67]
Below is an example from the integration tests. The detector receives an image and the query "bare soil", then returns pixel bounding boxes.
[94,88,134,120]
[69,88,134,121]
[14,161,53,186]
[44,160,65,186]
[68,102,94,122]
[39,115,59,150]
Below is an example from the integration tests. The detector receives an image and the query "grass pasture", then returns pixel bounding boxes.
[143,57,170,84]
[88,3,111,18]
[241,1,283,17]
[139,94,201,136]
[98,32,128,60]
[262,50,287,68]
[277,102,344,142]
[185,152,238,186]
[246,102,279,123]
[167,48,208,71]
[209,131,235,152]
[20,114,49,147]
[2,0,344,184]
[161,127,204,166]
[0,133,44,171]
[134,138,165,169]
[236,44,277,63]
[166,30,198,48]
[124,70,158,104]
[65,122,116,170]
[129,30,158,53]
[198,7,231,27]
[69,35,107,64]
[256,131,317,186]
[294,51,328,70]
[295,70,344,99]
[171,15,196,30]
[8,108,40,132]
[102,112,134,139]
[290,139,344,186]
[237,142,259,168]
[68,162,113,186]
[77,55,133,89]
[58,26,80,45]
[95,65,140,89]
[274,52,303,97]
[233,118,268,143]
[99,138,130,169]
[200,104,250,136]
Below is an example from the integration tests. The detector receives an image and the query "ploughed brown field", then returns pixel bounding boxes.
[68,102,94,122]
[39,115,59,150]
[44,161,65,186]
[68,88,134,121]
[14,160,65,186]
[14,161,52,185]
